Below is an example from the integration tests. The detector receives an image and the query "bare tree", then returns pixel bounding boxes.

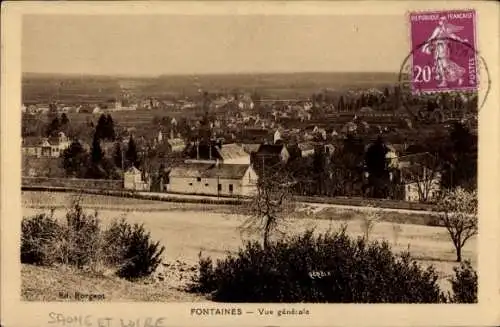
[240,165,296,250]
[359,206,381,241]
[403,153,442,203]
[437,187,477,262]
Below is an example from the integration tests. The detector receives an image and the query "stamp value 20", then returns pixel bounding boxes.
[409,10,478,93]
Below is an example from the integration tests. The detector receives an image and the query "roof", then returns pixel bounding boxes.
[242,143,261,154]
[217,143,249,160]
[169,163,250,180]
[256,144,286,155]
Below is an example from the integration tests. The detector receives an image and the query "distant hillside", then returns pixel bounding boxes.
[22,71,399,104]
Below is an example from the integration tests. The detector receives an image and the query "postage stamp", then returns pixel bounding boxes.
[409,10,478,93]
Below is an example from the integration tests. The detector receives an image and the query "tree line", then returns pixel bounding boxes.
[61,114,140,179]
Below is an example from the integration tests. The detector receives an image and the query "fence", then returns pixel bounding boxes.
[22,177,123,190]
[22,177,436,212]
[295,195,436,212]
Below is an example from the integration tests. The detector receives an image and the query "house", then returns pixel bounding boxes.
[217,143,251,164]
[124,166,150,191]
[22,132,71,158]
[184,141,250,165]
[167,162,258,197]
[401,176,441,202]
[398,152,441,202]
[298,143,316,157]
[253,143,291,167]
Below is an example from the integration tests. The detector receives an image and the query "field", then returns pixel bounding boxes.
[22,191,477,301]
[23,72,399,104]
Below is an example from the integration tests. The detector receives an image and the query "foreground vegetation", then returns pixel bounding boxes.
[22,201,477,303]
[22,201,165,280]
[187,227,477,303]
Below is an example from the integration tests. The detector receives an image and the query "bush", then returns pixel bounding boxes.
[187,253,216,294]
[21,212,62,265]
[190,229,445,303]
[103,219,165,280]
[62,203,101,268]
[21,204,165,280]
[449,260,477,303]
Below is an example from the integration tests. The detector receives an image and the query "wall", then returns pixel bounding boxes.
[240,166,258,196]
[22,177,123,190]
[169,175,244,197]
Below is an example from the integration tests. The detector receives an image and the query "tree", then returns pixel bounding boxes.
[113,142,124,170]
[437,187,477,262]
[62,140,88,178]
[365,136,390,198]
[125,135,139,168]
[441,123,477,190]
[330,135,365,196]
[94,114,115,141]
[90,133,104,165]
[241,166,296,250]
[312,146,328,195]
[105,114,116,140]
[60,113,70,126]
[46,116,60,137]
[360,207,381,241]
[95,114,108,140]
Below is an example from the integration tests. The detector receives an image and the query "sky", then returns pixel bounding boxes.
[22,14,408,76]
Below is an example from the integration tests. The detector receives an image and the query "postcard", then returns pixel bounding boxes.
[1,1,499,327]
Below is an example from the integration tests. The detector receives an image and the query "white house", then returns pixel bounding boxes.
[124,166,150,191]
[22,132,71,158]
[167,162,258,197]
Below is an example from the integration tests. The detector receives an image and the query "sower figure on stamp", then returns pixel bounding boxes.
[421,16,468,87]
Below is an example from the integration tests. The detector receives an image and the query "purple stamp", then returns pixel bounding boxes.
[409,10,478,93]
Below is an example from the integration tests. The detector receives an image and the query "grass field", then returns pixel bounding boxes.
[22,191,477,301]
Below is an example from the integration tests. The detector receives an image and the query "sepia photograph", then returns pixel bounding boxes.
[1,2,499,327]
[19,10,482,303]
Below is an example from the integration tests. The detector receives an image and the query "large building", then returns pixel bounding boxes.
[167,162,258,197]
[22,132,71,158]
